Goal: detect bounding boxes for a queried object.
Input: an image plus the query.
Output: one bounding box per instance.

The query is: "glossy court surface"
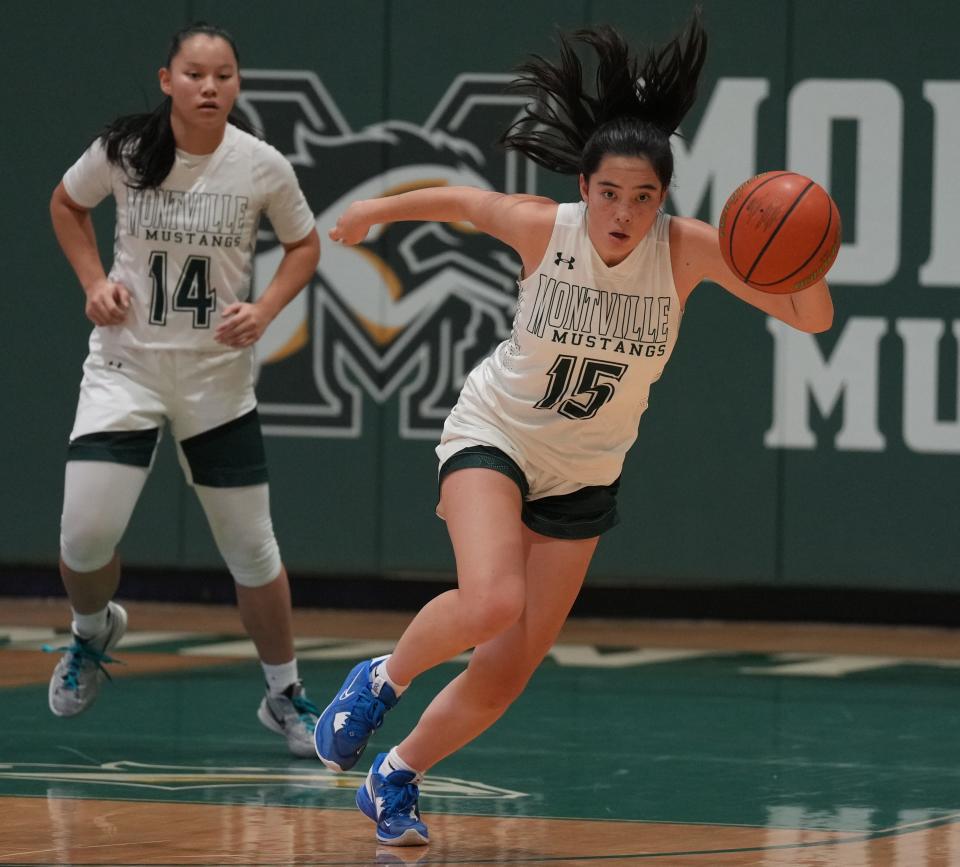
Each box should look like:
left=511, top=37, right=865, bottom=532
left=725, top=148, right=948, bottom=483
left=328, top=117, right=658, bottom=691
left=2, top=599, right=959, bottom=865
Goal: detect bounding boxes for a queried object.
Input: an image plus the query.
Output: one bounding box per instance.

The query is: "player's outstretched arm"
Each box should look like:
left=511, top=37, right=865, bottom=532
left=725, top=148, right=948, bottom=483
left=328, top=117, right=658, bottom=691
left=329, top=186, right=557, bottom=276
left=670, top=216, right=834, bottom=334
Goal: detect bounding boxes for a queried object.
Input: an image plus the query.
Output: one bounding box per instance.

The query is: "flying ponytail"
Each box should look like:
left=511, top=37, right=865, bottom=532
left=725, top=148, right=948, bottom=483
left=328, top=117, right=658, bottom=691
left=499, top=10, right=707, bottom=186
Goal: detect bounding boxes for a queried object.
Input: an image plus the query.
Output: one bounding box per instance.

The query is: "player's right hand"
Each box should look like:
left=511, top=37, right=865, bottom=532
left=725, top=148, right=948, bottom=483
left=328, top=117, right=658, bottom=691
left=84, top=278, right=131, bottom=326
left=328, top=201, right=372, bottom=246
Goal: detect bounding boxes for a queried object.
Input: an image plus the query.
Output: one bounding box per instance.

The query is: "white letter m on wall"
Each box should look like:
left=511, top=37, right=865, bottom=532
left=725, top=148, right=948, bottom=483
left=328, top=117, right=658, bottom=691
left=765, top=318, right=888, bottom=451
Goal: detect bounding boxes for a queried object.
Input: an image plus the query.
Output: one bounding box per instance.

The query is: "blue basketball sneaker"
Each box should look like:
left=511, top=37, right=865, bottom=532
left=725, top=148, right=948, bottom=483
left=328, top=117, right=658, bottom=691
left=356, top=752, right=429, bottom=846
left=314, top=656, right=400, bottom=772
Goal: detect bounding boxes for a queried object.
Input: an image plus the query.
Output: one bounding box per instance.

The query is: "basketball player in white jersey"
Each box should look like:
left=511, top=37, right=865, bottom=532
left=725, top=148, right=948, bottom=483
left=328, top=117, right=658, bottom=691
left=48, top=23, right=323, bottom=757
left=314, top=13, right=835, bottom=844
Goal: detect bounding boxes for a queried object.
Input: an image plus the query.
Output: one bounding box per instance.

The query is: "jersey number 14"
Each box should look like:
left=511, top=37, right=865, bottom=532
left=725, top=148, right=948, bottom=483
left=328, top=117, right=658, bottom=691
left=147, top=252, right=215, bottom=328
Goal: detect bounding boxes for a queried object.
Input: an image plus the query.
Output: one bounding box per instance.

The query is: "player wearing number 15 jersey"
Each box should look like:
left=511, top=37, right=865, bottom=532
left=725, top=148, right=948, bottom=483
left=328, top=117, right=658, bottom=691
left=312, top=11, right=836, bottom=848
left=47, top=22, right=323, bottom=758
left=438, top=201, right=681, bottom=503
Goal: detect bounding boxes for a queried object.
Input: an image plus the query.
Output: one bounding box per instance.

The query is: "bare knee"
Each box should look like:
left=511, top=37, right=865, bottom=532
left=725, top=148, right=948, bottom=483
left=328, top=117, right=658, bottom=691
left=461, top=584, right=526, bottom=644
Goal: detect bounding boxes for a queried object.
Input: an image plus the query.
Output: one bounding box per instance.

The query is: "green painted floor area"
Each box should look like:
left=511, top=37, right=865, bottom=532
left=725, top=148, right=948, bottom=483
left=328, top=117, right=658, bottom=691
left=3, top=647, right=959, bottom=833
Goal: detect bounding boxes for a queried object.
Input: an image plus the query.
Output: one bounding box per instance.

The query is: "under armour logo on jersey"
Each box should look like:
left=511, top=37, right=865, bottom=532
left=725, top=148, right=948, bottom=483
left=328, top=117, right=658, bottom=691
left=554, top=252, right=575, bottom=269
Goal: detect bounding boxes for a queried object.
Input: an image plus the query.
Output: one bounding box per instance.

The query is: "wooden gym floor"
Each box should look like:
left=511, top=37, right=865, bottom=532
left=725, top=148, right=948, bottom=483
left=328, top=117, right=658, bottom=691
left=2, top=598, right=959, bottom=865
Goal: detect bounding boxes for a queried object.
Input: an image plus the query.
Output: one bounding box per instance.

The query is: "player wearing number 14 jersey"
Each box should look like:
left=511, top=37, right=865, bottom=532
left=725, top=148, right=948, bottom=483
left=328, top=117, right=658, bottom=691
left=64, top=120, right=313, bottom=352
left=313, top=11, right=836, bottom=848
left=47, top=23, right=323, bottom=758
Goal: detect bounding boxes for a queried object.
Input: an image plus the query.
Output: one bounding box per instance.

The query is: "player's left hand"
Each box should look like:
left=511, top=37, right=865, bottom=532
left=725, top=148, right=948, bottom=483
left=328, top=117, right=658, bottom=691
left=215, top=302, right=271, bottom=348
left=329, top=200, right=374, bottom=245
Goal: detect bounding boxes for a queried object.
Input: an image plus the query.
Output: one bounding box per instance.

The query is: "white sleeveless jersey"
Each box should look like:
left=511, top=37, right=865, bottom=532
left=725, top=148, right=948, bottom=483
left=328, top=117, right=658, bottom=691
left=62, top=124, right=316, bottom=352
left=438, top=202, right=682, bottom=496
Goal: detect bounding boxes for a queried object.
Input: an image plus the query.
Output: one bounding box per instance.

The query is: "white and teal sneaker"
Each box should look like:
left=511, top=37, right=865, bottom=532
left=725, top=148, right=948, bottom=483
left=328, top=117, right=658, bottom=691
left=257, top=681, right=321, bottom=758
left=357, top=752, right=429, bottom=846
left=47, top=601, right=127, bottom=717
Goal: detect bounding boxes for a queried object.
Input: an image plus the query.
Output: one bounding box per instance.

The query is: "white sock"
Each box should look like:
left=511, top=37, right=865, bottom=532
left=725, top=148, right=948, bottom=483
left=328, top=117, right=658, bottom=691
left=262, top=659, right=299, bottom=695
left=382, top=746, right=423, bottom=782
left=72, top=607, right=109, bottom=639
left=372, top=655, right=409, bottom=698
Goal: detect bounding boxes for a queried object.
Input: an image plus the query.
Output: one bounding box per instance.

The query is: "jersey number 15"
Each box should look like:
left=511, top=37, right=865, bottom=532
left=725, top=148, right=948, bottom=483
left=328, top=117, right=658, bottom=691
left=535, top=355, right=627, bottom=420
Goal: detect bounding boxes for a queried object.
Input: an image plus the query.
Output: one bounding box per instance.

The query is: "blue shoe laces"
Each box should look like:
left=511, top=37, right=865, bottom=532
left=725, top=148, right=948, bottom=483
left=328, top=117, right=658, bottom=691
left=381, top=776, right=421, bottom=822
left=42, top=638, right=122, bottom=691
left=344, top=687, right=389, bottom=740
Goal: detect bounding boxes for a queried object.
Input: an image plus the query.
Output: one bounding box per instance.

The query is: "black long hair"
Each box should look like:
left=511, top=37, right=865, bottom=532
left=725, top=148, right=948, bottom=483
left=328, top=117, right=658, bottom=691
left=100, top=22, right=258, bottom=190
left=499, top=10, right=707, bottom=188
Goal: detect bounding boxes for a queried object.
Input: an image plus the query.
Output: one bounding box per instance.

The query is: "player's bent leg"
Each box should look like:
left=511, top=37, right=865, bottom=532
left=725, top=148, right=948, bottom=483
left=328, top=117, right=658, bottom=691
left=52, top=458, right=149, bottom=717
left=396, top=529, right=598, bottom=772
left=348, top=629, right=555, bottom=845
left=385, top=466, right=528, bottom=686
left=314, top=466, right=528, bottom=772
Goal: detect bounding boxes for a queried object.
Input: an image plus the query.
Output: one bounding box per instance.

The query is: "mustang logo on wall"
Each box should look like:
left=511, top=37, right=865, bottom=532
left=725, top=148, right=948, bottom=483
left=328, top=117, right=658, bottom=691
left=236, top=71, right=535, bottom=439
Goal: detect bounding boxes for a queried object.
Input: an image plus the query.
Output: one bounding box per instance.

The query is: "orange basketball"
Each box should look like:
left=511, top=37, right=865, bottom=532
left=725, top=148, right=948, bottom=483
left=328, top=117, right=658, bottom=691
left=718, top=171, right=842, bottom=294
